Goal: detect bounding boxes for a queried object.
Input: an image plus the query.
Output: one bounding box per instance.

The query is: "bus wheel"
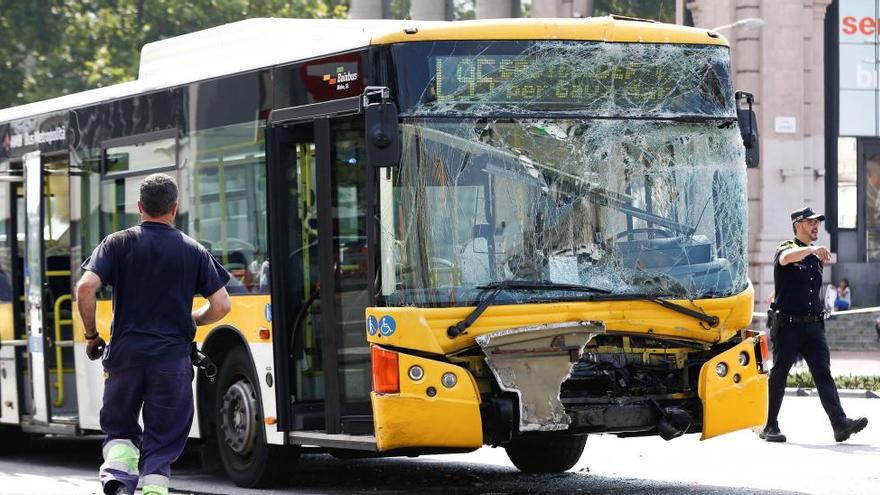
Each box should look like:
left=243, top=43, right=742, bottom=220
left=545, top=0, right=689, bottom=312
left=504, top=435, right=587, bottom=474
left=215, top=348, right=297, bottom=487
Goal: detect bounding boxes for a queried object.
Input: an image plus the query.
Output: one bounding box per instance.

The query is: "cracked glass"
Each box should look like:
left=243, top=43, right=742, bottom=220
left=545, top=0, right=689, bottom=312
left=381, top=41, right=747, bottom=307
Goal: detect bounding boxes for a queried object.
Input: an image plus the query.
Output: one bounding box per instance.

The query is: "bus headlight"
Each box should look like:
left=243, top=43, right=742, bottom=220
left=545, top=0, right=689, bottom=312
left=715, top=362, right=729, bottom=378
left=441, top=372, right=457, bottom=388
left=738, top=351, right=750, bottom=367
left=408, top=365, right=424, bottom=381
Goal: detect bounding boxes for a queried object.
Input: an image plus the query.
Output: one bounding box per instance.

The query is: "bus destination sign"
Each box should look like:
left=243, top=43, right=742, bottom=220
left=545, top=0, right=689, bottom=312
left=430, top=54, right=711, bottom=112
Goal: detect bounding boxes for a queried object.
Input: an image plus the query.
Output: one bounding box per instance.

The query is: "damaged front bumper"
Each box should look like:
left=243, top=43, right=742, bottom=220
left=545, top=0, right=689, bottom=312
left=476, top=322, right=768, bottom=441
left=476, top=320, right=605, bottom=432
left=367, top=304, right=767, bottom=451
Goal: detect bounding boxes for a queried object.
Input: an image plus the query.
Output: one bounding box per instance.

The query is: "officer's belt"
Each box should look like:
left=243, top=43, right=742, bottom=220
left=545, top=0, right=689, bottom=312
left=776, top=312, right=827, bottom=324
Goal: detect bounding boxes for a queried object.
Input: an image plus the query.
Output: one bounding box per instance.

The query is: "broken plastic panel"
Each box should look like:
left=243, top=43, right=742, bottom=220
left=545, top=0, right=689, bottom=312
left=380, top=40, right=747, bottom=307
left=476, top=321, right=605, bottom=432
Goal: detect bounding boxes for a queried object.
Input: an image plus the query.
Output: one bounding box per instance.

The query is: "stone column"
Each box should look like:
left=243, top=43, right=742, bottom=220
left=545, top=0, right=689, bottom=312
left=804, top=0, right=834, bottom=232
left=532, top=0, right=562, bottom=17
left=476, top=0, right=521, bottom=19
left=752, top=0, right=813, bottom=309
left=349, top=0, right=389, bottom=19
left=686, top=0, right=733, bottom=34
left=410, top=0, right=453, bottom=20
left=724, top=0, right=767, bottom=304
left=572, top=0, right=594, bottom=18
left=532, top=0, right=595, bottom=17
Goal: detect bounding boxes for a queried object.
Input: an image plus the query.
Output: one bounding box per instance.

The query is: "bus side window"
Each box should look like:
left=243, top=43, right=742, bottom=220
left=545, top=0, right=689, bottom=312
left=180, top=121, right=270, bottom=294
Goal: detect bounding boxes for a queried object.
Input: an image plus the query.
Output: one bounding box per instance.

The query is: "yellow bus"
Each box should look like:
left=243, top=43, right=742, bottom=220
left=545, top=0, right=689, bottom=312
left=0, top=16, right=767, bottom=487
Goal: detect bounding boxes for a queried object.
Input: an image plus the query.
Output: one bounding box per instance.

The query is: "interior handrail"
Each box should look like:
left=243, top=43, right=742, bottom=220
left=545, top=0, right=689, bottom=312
left=53, top=294, right=73, bottom=408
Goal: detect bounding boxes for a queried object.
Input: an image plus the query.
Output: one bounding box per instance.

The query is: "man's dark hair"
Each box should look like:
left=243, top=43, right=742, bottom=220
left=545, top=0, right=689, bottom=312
left=139, top=173, right=178, bottom=217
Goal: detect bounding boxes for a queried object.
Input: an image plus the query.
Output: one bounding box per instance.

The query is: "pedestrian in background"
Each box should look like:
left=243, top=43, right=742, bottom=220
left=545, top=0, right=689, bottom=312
left=760, top=207, right=868, bottom=443
left=834, top=278, right=851, bottom=311
left=76, top=173, right=231, bottom=495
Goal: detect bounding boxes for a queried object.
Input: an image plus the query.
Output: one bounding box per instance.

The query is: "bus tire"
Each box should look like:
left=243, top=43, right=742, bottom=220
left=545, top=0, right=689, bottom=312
left=215, top=348, right=298, bottom=487
left=504, top=435, right=587, bottom=474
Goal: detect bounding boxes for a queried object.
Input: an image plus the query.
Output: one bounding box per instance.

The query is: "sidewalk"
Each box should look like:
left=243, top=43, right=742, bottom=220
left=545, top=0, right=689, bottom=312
left=791, top=351, right=880, bottom=376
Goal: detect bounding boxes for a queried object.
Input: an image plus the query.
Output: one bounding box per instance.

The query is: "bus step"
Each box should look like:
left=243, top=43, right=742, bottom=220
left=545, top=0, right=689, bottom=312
left=288, top=431, right=377, bottom=451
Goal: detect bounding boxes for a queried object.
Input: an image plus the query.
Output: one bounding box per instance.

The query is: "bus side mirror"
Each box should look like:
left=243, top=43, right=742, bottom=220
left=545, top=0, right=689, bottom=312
left=736, top=91, right=759, bottom=169
left=364, top=98, right=400, bottom=168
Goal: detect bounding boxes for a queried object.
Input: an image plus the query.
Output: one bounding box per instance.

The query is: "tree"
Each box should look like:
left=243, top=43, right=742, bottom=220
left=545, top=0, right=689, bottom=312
left=0, top=1, right=348, bottom=109
left=593, top=0, right=675, bottom=23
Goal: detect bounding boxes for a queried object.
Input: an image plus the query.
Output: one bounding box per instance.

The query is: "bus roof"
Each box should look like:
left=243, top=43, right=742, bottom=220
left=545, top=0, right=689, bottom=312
left=0, top=17, right=727, bottom=125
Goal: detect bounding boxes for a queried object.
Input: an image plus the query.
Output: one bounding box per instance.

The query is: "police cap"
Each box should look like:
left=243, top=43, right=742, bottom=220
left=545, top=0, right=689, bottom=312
left=790, top=206, right=825, bottom=223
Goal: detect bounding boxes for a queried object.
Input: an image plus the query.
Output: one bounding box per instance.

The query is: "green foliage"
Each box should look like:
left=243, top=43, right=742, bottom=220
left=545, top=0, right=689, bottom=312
left=787, top=372, right=880, bottom=391
left=593, top=0, right=676, bottom=23
left=389, top=0, right=412, bottom=19
left=0, top=0, right=348, bottom=109
left=454, top=0, right=475, bottom=20
left=0, top=0, right=680, bottom=109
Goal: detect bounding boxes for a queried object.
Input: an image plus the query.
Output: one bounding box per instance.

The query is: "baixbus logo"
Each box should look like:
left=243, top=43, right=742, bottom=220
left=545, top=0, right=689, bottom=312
left=323, top=65, right=359, bottom=90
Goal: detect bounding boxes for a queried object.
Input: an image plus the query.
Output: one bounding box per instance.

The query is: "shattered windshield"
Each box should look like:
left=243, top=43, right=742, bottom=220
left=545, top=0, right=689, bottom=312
left=379, top=41, right=747, bottom=307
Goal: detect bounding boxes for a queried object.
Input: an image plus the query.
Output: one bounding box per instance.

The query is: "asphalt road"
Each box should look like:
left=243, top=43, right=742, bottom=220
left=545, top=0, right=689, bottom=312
left=0, top=396, right=876, bottom=495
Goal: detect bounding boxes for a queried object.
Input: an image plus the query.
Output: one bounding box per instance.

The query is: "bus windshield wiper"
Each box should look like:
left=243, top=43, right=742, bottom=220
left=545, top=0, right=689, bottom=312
left=446, top=280, right=611, bottom=338
left=597, top=293, right=720, bottom=328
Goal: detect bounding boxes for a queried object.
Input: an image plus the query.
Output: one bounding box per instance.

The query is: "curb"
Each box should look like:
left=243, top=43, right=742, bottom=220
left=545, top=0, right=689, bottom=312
left=785, top=387, right=879, bottom=399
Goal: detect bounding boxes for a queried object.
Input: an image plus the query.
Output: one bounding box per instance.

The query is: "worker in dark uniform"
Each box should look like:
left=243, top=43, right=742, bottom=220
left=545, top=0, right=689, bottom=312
left=76, top=173, right=231, bottom=495
left=760, top=206, right=868, bottom=443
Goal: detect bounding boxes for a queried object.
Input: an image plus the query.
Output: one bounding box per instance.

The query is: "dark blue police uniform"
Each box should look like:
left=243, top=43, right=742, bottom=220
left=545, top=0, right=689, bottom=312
left=83, top=221, right=229, bottom=495
left=767, top=238, right=846, bottom=430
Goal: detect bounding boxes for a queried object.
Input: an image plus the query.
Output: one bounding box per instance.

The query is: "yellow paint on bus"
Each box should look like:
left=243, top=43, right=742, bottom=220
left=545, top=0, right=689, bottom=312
left=365, top=283, right=753, bottom=355
left=371, top=351, right=483, bottom=451
left=370, top=17, right=729, bottom=47
left=72, top=294, right=274, bottom=344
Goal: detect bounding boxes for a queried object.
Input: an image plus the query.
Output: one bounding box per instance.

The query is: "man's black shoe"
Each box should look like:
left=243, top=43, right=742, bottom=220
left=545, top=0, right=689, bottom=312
left=104, top=480, right=132, bottom=495
left=758, top=425, right=787, bottom=442
left=833, top=417, right=868, bottom=442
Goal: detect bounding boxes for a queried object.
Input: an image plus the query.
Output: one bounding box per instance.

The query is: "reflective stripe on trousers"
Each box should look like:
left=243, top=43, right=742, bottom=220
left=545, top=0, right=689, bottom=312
left=142, top=474, right=169, bottom=495
left=99, top=438, right=140, bottom=491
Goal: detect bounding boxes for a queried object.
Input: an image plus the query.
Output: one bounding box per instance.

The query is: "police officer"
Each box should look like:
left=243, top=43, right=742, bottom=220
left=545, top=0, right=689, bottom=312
left=76, top=174, right=232, bottom=495
left=760, top=206, right=868, bottom=443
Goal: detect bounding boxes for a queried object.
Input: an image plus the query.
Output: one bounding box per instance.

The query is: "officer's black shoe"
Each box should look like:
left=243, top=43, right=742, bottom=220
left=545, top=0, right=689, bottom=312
left=758, top=425, right=787, bottom=442
left=833, top=417, right=868, bottom=442
left=104, top=480, right=132, bottom=495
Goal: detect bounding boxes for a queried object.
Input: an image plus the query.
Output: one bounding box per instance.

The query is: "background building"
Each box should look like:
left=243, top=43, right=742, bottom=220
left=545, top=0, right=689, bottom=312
left=826, top=0, right=880, bottom=307
left=688, top=0, right=833, bottom=310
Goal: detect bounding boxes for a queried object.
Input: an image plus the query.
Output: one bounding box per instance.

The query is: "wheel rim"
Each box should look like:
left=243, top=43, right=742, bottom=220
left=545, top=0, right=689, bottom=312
left=220, top=378, right=258, bottom=456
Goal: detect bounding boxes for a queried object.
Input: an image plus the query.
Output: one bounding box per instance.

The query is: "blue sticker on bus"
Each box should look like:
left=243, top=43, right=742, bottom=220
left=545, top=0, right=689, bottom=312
left=265, top=303, right=272, bottom=323
left=367, top=315, right=378, bottom=336
left=378, top=315, right=396, bottom=336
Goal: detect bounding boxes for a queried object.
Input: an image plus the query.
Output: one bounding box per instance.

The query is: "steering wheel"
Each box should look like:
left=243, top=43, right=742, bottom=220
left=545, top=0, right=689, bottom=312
left=615, top=228, right=675, bottom=241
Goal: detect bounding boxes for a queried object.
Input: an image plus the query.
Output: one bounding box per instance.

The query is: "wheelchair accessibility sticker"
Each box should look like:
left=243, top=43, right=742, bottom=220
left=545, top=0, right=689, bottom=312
left=378, top=316, right=396, bottom=336
left=367, top=315, right=379, bottom=336
left=265, top=303, right=272, bottom=323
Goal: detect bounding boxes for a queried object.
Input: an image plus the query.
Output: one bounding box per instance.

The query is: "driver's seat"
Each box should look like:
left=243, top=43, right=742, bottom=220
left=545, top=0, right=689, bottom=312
left=615, top=235, right=712, bottom=269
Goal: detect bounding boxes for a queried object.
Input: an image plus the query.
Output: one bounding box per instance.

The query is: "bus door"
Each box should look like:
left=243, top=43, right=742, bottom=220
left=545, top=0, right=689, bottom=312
left=268, top=106, right=373, bottom=438
left=0, top=160, right=23, bottom=426
left=21, top=150, right=77, bottom=429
